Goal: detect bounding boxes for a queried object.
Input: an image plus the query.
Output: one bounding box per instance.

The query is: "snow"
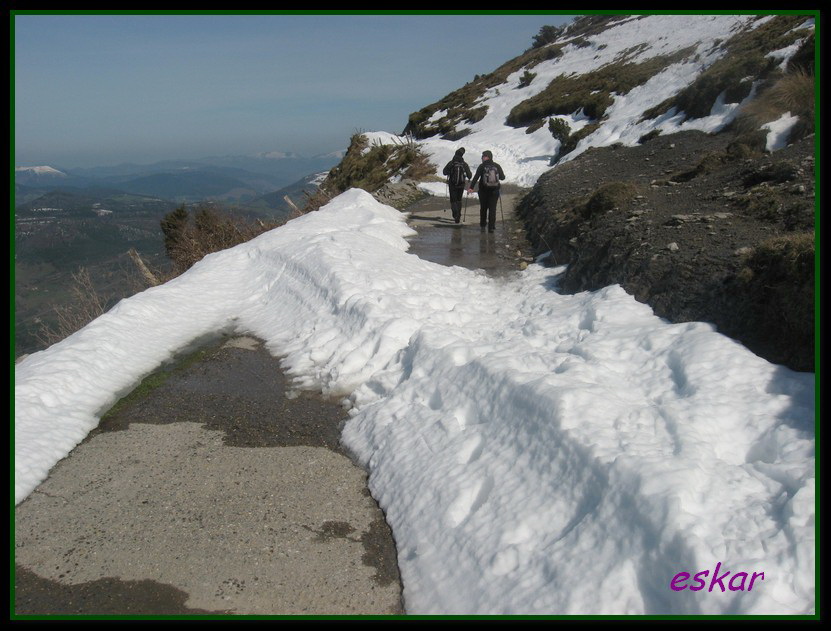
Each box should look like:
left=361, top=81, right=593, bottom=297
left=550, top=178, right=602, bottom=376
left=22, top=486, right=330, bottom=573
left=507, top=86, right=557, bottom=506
left=763, top=113, right=801, bottom=151
left=15, top=165, right=67, bottom=176
left=14, top=14, right=815, bottom=616
left=15, top=187, right=815, bottom=615
left=366, top=15, right=813, bottom=187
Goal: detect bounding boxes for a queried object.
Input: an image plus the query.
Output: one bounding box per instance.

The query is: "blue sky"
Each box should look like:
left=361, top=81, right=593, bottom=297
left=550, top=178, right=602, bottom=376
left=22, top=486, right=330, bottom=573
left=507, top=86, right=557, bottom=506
left=13, top=12, right=575, bottom=169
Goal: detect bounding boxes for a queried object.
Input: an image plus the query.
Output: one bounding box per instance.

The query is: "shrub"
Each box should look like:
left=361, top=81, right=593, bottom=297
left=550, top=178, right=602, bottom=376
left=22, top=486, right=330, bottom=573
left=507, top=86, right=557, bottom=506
left=642, top=15, right=812, bottom=122
left=737, top=68, right=816, bottom=142
left=160, top=205, right=189, bottom=257
left=742, top=232, right=814, bottom=278
left=442, top=128, right=472, bottom=141
left=738, top=187, right=784, bottom=223
left=580, top=181, right=638, bottom=218
left=531, top=24, right=564, bottom=48
left=725, top=131, right=768, bottom=158
left=507, top=47, right=694, bottom=128
left=518, top=70, right=537, bottom=88
left=161, top=204, right=280, bottom=273
left=403, top=42, right=563, bottom=139
left=35, top=267, right=106, bottom=347
left=464, top=106, right=488, bottom=124
left=548, top=117, right=571, bottom=143
left=316, top=134, right=435, bottom=202
left=561, top=123, right=600, bottom=156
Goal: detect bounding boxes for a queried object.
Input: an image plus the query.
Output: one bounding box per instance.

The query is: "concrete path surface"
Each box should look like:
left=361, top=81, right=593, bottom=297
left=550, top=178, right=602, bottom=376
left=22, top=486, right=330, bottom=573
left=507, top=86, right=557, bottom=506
left=13, top=185, right=534, bottom=617
left=14, top=337, right=403, bottom=616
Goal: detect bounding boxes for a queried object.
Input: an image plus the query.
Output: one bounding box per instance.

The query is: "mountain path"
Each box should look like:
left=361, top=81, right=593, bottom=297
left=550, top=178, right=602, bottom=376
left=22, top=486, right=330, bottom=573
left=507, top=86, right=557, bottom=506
left=14, top=188, right=534, bottom=616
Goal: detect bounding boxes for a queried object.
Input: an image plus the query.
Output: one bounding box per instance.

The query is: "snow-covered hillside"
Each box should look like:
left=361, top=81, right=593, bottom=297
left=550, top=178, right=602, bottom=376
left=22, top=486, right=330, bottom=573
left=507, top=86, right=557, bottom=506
left=15, top=190, right=815, bottom=614
left=364, top=14, right=814, bottom=189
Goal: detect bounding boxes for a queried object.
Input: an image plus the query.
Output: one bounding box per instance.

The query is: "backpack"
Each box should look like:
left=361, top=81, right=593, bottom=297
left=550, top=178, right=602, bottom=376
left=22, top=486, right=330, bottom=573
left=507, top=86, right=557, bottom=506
left=449, top=161, right=467, bottom=187
left=481, top=163, right=500, bottom=188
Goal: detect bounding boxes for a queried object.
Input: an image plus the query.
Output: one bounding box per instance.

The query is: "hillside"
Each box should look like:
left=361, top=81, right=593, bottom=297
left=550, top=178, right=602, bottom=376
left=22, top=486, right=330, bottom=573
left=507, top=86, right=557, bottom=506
left=517, top=129, right=814, bottom=371
left=319, top=13, right=816, bottom=372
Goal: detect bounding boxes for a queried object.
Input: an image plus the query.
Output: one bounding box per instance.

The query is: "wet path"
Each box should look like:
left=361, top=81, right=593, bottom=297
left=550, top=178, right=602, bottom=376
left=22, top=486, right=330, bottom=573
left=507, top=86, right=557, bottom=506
left=402, top=185, right=535, bottom=275
left=14, top=186, right=534, bottom=617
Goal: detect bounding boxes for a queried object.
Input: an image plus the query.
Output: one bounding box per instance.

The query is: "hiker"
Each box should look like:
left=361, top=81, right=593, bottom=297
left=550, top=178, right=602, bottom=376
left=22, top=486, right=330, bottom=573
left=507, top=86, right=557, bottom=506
left=468, top=150, right=505, bottom=233
left=442, top=147, right=472, bottom=224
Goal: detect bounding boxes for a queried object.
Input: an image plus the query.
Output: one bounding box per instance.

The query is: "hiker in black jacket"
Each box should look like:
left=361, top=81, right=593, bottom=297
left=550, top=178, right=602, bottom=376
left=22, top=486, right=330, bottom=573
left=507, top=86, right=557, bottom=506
left=442, top=147, right=472, bottom=224
left=468, top=150, right=506, bottom=233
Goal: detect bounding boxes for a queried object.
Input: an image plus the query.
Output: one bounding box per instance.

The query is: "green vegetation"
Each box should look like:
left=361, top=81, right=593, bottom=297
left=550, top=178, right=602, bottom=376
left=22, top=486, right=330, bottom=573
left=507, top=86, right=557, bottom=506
left=518, top=70, right=537, bottom=88
left=160, top=204, right=281, bottom=274
left=545, top=116, right=602, bottom=157
left=402, top=17, right=647, bottom=141
left=506, top=46, right=696, bottom=128
left=403, top=45, right=565, bottom=140
left=548, top=118, right=571, bottom=144
left=530, top=16, right=630, bottom=49
left=561, top=123, right=601, bottom=157
left=642, top=16, right=813, bottom=122
left=314, top=133, right=434, bottom=204
left=531, top=24, right=565, bottom=48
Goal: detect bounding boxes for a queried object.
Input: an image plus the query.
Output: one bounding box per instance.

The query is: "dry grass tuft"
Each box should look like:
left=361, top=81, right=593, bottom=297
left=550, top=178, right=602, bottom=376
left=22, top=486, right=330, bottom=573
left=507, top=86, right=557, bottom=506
left=161, top=204, right=282, bottom=274
left=736, top=69, right=815, bottom=142
left=35, top=267, right=107, bottom=347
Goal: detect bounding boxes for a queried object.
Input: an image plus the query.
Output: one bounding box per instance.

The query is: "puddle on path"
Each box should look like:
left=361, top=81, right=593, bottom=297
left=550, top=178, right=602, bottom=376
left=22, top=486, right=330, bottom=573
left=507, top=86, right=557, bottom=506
left=402, top=188, right=535, bottom=277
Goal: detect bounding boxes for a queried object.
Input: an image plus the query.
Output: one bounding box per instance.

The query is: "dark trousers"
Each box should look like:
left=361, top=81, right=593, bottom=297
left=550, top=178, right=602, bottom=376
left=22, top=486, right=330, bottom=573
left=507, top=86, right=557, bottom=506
left=449, top=186, right=464, bottom=219
left=478, top=187, right=500, bottom=230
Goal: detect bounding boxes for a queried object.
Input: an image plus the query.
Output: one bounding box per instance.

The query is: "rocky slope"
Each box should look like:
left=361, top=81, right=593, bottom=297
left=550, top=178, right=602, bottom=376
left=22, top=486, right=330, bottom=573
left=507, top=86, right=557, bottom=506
left=314, top=14, right=817, bottom=372
left=516, top=129, right=815, bottom=372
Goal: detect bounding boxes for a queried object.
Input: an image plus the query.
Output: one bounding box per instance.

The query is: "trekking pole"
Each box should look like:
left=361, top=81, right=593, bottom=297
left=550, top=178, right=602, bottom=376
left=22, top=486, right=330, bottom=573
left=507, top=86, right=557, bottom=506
left=463, top=189, right=469, bottom=222
left=499, top=192, right=504, bottom=222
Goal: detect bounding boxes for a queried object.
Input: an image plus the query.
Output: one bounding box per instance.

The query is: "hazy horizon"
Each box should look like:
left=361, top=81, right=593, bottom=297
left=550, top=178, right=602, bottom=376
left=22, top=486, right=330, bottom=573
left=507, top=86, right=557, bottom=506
left=15, top=147, right=347, bottom=174
left=14, top=12, right=575, bottom=170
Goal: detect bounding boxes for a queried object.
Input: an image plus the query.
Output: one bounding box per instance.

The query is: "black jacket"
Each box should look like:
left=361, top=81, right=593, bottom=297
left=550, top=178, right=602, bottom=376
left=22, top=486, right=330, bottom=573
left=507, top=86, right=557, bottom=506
left=470, top=160, right=506, bottom=191
left=443, top=153, right=472, bottom=187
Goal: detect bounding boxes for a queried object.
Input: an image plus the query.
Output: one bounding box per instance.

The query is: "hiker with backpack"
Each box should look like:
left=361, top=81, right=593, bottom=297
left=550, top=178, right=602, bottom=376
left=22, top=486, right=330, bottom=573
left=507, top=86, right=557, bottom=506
left=442, top=147, right=472, bottom=224
left=468, top=150, right=505, bottom=233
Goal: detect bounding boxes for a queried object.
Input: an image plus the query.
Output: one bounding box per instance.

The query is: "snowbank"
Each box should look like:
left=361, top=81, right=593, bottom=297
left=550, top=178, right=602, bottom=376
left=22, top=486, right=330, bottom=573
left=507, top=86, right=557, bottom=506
left=15, top=189, right=814, bottom=615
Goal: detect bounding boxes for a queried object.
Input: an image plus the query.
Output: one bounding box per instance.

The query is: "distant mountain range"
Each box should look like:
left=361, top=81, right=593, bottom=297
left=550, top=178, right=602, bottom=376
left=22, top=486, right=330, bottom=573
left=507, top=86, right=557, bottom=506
left=14, top=150, right=345, bottom=204
left=13, top=150, right=344, bottom=357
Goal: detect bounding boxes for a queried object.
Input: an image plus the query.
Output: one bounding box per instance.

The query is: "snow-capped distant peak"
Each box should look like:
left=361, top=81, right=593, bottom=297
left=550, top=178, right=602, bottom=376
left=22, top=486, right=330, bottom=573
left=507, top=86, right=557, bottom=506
left=315, top=150, right=347, bottom=160
left=256, top=151, right=299, bottom=160
left=15, top=166, right=67, bottom=177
